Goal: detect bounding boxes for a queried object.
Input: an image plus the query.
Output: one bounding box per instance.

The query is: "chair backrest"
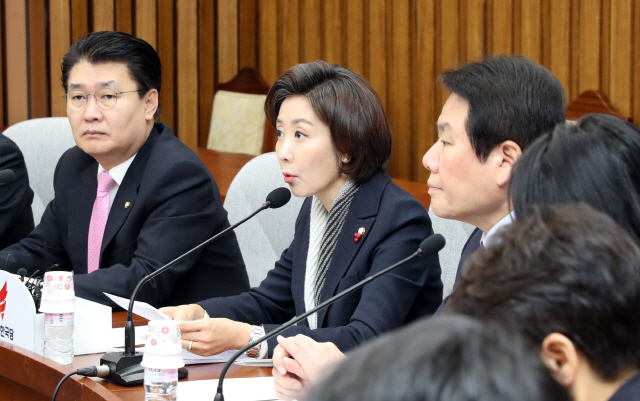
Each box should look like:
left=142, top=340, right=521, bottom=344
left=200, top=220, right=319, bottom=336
left=3, top=117, right=76, bottom=224
left=207, top=68, right=275, bottom=156
left=566, top=90, right=632, bottom=123
left=224, top=152, right=304, bottom=287
left=428, top=206, right=476, bottom=298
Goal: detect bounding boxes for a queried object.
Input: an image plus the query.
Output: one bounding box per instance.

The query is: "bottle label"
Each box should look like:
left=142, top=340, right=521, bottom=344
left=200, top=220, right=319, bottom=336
left=44, top=312, right=74, bottom=327
left=144, top=367, right=178, bottom=382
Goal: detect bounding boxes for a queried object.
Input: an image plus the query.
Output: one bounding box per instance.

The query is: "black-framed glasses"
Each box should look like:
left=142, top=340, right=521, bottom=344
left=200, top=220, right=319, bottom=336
left=63, top=88, right=143, bottom=111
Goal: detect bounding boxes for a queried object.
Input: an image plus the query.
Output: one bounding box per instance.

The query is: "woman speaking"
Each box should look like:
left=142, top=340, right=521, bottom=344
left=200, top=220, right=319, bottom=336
left=161, top=61, right=443, bottom=358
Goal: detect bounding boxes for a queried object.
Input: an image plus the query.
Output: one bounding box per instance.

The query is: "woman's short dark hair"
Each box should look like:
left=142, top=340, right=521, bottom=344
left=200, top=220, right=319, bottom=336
left=61, top=31, right=162, bottom=121
left=306, top=315, right=570, bottom=401
left=447, top=203, right=640, bottom=381
left=440, top=55, right=566, bottom=162
left=509, top=113, right=640, bottom=245
left=265, top=61, right=392, bottom=183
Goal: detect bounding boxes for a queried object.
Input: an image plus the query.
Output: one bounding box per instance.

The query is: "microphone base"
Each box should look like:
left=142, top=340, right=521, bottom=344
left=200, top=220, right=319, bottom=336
left=100, top=352, right=188, bottom=386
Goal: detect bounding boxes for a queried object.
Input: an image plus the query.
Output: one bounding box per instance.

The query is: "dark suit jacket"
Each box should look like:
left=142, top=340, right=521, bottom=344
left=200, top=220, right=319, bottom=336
left=454, top=227, right=482, bottom=282
left=609, top=372, right=640, bottom=401
left=199, top=170, right=443, bottom=356
left=436, top=227, right=482, bottom=314
left=0, top=134, right=34, bottom=250
left=0, top=123, right=249, bottom=307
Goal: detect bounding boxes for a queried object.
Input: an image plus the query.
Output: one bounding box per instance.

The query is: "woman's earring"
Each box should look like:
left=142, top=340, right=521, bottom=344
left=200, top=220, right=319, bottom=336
left=343, top=157, right=349, bottom=163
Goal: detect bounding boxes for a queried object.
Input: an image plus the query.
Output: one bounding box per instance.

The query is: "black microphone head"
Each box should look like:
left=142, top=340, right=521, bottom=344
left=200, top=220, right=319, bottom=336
left=0, top=169, right=15, bottom=184
left=17, top=268, right=27, bottom=278
left=418, top=234, right=446, bottom=256
left=265, top=187, right=291, bottom=209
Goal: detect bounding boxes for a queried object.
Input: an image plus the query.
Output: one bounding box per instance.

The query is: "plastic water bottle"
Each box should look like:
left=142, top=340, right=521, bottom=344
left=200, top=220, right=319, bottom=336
left=144, top=367, right=178, bottom=400
left=43, top=312, right=74, bottom=365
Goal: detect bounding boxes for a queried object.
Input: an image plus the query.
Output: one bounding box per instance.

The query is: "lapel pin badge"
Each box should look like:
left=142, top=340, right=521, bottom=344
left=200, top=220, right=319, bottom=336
left=124, top=201, right=131, bottom=209
left=354, top=227, right=365, bottom=243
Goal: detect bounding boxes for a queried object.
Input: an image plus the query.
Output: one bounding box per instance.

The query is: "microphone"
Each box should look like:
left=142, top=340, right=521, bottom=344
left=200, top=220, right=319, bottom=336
left=99, top=187, right=292, bottom=386
left=213, top=233, right=446, bottom=401
left=0, top=169, right=15, bottom=184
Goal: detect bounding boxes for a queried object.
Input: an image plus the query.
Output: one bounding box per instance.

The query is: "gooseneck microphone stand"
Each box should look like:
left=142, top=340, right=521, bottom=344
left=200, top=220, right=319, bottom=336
left=213, top=233, right=446, bottom=401
left=100, top=188, right=291, bottom=386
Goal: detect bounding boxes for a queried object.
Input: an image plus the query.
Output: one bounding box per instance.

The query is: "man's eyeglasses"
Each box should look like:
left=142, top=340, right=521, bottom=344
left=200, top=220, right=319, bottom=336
left=63, top=88, right=143, bottom=111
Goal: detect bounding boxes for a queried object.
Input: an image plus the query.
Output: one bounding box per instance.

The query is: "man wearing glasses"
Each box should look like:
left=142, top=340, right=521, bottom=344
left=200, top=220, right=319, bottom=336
left=0, top=31, right=250, bottom=308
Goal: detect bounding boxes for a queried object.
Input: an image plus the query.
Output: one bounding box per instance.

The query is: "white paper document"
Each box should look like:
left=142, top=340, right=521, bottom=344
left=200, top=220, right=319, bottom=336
left=104, top=292, right=171, bottom=321
left=110, top=325, right=149, bottom=348
left=177, top=377, right=278, bottom=401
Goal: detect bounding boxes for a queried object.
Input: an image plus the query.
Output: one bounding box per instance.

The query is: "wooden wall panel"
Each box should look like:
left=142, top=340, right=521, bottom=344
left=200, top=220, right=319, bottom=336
left=579, top=0, right=602, bottom=93
left=414, top=0, right=436, bottom=183
left=71, top=0, right=89, bottom=41
left=135, top=0, right=157, bottom=48
left=520, top=0, right=541, bottom=63
left=5, top=1, right=29, bottom=125
left=388, top=0, right=411, bottom=178
left=258, top=0, right=278, bottom=84
left=1, top=0, right=639, bottom=179
left=281, top=0, right=300, bottom=71
left=550, top=0, right=571, bottom=98
left=238, top=0, right=258, bottom=68
left=176, top=0, right=198, bottom=147
left=346, top=0, right=364, bottom=76
left=301, top=0, right=321, bottom=63
left=609, top=0, right=632, bottom=117
left=157, top=0, right=176, bottom=131
left=115, top=0, right=133, bottom=33
left=198, top=0, right=215, bottom=147
left=492, top=0, right=513, bottom=54
left=464, top=0, right=485, bottom=63
left=28, top=0, right=49, bottom=119
left=93, top=0, right=115, bottom=31
left=218, top=1, right=239, bottom=83
left=323, top=0, right=341, bottom=65
left=49, top=0, right=71, bottom=118
left=368, top=0, right=387, bottom=110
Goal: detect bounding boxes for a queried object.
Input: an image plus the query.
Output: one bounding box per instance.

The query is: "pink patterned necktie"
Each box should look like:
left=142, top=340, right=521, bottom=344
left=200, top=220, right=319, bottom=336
left=87, top=171, right=116, bottom=274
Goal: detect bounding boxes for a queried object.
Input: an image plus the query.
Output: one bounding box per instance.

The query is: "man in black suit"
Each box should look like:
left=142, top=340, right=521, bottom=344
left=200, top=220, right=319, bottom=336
left=447, top=203, right=640, bottom=401
left=422, top=55, right=566, bottom=288
left=0, top=133, right=34, bottom=249
left=0, top=31, right=249, bottom=307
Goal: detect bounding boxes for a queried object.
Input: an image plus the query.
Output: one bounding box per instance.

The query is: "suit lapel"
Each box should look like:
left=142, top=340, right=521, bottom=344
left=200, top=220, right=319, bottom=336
left=68, top=163, right=99, bottom=274
left=100, top=127, right=159, bottom=262
left=315, top=170, right=390, bottom=327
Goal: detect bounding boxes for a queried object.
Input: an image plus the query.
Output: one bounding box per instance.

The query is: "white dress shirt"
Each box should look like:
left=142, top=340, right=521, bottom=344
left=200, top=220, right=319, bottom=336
left=96, top=154, right=137, bottom=211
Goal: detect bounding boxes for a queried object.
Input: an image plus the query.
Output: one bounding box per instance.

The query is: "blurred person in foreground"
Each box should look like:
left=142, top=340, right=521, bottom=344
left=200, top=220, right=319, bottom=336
left=447, top=203, right=640, bottom=401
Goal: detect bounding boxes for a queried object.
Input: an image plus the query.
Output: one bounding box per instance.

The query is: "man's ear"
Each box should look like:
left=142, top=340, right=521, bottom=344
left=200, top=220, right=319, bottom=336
left=144, top=89, right=159, bottom=121
left=495, top=140, right=522, bottom=187
left=540, top=332, right=579, bottom=389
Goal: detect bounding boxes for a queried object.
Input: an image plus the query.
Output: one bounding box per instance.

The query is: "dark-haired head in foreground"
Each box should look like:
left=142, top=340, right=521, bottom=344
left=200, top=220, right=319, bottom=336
left=305, top=315, right=570, bottom=401
left=510, top=113, right=640, bottom=245
left=447, top=203, right=640, bottom=401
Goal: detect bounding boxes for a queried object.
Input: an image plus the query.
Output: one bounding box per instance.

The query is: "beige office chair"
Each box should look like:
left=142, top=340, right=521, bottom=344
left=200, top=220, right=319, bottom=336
left=207, top=68, right=275, bottom=156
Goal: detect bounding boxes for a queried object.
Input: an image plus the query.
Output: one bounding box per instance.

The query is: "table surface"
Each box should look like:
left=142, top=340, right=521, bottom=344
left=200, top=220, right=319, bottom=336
left=82, top=311, right=272, bottom=400
left=0, top=311, right=271, bottom=401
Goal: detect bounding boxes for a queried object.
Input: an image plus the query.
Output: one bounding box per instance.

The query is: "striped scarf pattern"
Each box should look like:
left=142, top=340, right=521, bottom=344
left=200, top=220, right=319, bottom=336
left=304, top=179, right=359, bottom=329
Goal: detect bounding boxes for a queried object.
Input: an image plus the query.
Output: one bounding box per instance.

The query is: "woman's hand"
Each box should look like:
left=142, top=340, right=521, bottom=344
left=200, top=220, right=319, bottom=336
left=178, top=318, right=252, bottom=356
left=159, top=304, right=206, bottom=321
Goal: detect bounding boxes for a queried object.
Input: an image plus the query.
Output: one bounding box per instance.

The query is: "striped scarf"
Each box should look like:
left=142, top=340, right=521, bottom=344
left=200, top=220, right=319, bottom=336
left=304, top=179, right=359, bottom=329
